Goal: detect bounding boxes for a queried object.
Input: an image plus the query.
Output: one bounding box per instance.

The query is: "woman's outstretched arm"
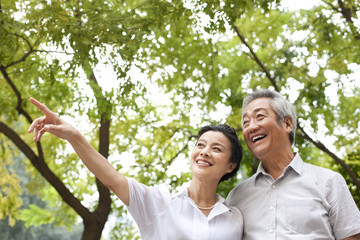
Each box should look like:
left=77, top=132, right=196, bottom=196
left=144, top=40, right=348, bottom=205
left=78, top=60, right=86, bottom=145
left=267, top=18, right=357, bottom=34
left=28, top=97, right=130, bottom=205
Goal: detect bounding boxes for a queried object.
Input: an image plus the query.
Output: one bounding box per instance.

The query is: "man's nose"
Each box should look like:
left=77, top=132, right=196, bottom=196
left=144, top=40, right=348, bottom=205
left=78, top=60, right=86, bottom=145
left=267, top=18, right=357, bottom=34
left=248, top=120, right=260, bottom=132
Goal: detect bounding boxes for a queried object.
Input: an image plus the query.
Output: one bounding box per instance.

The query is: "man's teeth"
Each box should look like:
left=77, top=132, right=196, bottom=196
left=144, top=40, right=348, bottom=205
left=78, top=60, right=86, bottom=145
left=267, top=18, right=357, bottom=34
left=197, top=160, right=211, bottom=166
left=252, top=135, right=265, bottom=142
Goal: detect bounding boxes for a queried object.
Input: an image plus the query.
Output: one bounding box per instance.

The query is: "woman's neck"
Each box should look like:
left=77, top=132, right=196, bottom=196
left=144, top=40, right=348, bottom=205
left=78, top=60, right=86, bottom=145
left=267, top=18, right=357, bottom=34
left=188, top=178, right=218, bottom=208
left=188, top=179, right=219, bottom=217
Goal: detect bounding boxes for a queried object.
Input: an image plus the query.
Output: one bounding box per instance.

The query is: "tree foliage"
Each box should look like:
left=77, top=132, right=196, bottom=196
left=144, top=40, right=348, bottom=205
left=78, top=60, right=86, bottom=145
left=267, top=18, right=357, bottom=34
left=0, top=153, right=83, bottom=239
left=1, top=0, right=359, bottom=239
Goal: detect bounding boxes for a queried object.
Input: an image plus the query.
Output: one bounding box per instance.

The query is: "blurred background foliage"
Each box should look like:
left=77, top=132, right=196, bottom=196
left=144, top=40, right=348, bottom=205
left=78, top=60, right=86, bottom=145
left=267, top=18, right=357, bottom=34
left=1, top=0, right=359, bottom=239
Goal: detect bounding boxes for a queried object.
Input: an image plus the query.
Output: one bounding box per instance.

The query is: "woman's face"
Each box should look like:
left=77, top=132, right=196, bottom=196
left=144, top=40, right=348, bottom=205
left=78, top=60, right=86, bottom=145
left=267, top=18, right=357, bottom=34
left=190, top=130, right=235, bottom=183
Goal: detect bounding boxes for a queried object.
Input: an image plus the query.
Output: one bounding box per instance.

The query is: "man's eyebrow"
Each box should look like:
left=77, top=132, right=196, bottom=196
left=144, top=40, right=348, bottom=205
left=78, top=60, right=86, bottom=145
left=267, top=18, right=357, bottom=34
left=242, top=107, right=268, bottom=118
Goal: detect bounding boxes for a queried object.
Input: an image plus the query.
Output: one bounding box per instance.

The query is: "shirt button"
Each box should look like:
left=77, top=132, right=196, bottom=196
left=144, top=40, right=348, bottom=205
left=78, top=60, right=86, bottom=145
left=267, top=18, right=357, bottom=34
left=269, top=229, right=274, bottom=233
left=269, top=206, right=274, bottom=210
left=272, top=185, right=277, bottom=189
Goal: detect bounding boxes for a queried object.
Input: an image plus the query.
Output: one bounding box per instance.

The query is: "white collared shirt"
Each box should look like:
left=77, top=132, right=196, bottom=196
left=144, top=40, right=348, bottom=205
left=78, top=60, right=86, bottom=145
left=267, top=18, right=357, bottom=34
left=227, top=153, right=360, bottom=240
left=126, top=178, right=243, bottom=240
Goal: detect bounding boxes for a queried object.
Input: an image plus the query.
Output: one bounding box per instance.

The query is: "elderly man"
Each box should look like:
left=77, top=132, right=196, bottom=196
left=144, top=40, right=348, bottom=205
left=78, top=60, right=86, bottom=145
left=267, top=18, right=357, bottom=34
left=227, top=89, right=360, bottom=239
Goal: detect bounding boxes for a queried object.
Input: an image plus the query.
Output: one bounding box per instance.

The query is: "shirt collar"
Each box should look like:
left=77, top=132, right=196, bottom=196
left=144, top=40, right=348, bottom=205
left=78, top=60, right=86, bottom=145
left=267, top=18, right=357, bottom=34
left=174, top=188, right=231, bottom=215
left=286, top=152, right=303, bottom=174
left=172, top=185, right=189, bottom=199
left=254, top=161, right=267, bottom=181
left=254, top=152, right=304, bottom=181
left=174, top=187, right=226, bottom=202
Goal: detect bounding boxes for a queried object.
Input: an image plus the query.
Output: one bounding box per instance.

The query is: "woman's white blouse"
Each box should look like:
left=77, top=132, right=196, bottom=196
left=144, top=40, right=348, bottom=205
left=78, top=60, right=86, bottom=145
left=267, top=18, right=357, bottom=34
left=126, top=178, right=243, bottom=240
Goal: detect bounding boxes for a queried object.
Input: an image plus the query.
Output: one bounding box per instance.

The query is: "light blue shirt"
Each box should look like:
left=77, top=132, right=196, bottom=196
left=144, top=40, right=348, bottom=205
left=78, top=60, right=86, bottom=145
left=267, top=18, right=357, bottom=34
left=126, top=178, right=243, bottom=240
left=227, top=153, right=360, bottom=240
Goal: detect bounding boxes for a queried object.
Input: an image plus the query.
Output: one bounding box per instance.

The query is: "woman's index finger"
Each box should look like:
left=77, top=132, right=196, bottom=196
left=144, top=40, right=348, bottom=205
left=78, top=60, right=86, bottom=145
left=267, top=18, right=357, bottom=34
left=30, top=97, right=55, bottom=117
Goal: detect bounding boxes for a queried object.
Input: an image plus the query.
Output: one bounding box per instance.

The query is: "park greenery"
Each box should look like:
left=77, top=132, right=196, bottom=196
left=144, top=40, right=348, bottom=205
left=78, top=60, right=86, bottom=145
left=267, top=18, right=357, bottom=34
left=1, top=0, right=359, bottom=239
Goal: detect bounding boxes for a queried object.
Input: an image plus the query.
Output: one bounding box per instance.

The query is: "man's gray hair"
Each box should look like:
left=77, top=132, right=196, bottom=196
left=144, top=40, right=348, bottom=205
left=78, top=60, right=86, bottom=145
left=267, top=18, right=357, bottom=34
left=242, top=89, right=297, bottom=145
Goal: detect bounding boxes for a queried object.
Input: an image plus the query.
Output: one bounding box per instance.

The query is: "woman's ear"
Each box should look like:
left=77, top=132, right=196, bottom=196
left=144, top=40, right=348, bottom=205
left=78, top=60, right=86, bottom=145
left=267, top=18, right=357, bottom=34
left=226, top=162, right=237, bottom=173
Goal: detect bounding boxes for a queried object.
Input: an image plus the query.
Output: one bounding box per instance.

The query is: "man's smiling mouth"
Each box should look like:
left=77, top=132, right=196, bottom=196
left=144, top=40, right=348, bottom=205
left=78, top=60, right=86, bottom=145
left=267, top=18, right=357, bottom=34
left=252, top=135, right=266, bottom=143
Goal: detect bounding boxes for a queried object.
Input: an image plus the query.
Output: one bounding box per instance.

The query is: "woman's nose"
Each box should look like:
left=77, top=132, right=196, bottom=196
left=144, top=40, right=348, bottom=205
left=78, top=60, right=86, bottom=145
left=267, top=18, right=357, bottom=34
left=200, top=147, right=210, bottom=157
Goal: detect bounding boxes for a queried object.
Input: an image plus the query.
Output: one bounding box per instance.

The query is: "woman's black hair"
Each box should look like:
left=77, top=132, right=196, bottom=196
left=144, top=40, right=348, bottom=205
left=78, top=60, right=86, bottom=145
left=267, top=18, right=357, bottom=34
left=197, top=124, right=242, bottom=183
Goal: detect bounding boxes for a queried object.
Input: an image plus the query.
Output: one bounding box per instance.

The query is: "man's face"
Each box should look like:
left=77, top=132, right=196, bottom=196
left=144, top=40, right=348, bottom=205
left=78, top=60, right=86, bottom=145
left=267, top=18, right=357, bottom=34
left=242, top=98, right=292, bottom=160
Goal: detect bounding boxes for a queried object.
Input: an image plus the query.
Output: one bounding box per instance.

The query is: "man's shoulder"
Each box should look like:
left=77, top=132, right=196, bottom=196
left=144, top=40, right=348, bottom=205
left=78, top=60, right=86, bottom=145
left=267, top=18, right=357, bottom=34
left=227, top=175, right=257, bottom=200
left=235, top=174, right=257, bottom=189
left=296, top=153, right=340, bottom=177
left=301, top=162, right=346, bottom=188
left=303, top=161, right=340, bottom=177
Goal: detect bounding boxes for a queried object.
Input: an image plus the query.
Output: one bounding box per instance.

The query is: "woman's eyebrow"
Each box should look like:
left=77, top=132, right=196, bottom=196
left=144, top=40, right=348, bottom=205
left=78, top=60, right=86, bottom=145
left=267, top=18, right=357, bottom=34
left=198, top=139, right=225, bottom=148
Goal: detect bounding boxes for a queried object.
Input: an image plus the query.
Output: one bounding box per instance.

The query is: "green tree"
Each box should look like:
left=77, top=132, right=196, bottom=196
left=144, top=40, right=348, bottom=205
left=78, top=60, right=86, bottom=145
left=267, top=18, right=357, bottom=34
left=0, top=0, right=202, bottom=239
left=1, top=0, right=359, bottom=239
left=205, top=0, right=360, bottom=202
left=0, top=152, right=83, bottom=240
left=229, top=1, right=360, bottom=195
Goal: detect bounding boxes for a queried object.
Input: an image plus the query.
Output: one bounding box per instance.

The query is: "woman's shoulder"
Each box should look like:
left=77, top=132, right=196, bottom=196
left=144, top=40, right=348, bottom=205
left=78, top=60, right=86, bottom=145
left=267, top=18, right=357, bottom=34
left=127, top=177, right=175, bottom=203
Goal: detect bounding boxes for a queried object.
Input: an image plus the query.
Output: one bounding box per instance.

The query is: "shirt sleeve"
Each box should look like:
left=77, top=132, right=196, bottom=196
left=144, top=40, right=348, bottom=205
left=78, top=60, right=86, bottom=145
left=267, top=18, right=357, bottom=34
left=228, top=205, right=244, bottom=239
left=125, top=178, right=171, bottom=234
left=328, top=173, right=360, bottom=239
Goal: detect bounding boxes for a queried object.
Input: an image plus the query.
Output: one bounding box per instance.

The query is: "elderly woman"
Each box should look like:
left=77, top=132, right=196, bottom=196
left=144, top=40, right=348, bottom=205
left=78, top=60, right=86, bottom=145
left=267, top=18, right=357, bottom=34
left=28, top=97, right=243, bottom=239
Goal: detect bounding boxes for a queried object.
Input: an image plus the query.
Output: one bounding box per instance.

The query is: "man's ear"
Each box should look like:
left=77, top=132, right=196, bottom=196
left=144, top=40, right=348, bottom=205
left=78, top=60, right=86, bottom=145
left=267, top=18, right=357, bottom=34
left=283, top=116, right=293, bottom=133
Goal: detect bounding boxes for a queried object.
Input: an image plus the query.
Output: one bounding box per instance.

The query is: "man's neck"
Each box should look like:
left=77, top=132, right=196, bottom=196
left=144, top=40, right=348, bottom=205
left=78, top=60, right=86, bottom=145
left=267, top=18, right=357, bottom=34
left=260, top=151, right=295, bottom=180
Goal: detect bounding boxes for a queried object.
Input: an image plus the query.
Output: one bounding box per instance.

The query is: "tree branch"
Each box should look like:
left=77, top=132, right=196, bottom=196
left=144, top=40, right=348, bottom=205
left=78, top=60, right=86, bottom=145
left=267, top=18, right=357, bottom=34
left=337, top=0, right=360, bottom=40
left=167, top=134, right=197, bottom=167
left=1, top=50, right=95, bottom=221
left=233, top=24, right=360, bottom=191
left=337, top=0, right=354, bottom=23
left=82, top=62, right=112, bottom=236
left=0, top=121, right=93, bottom=219
left=324, top=0, right=360, bottom=40
left=0, top=66, right=33, bottom=124
left=4, top=34, right=36, bottom=69
left=0, top=1, right=4, bottom=25
left=3, top=33, right=71, bottom=69
left=233, top=25, right=279, bottom=91
left=324, top=1, right=341, bottom=13
left=297, top=124, right=360, bottom=191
